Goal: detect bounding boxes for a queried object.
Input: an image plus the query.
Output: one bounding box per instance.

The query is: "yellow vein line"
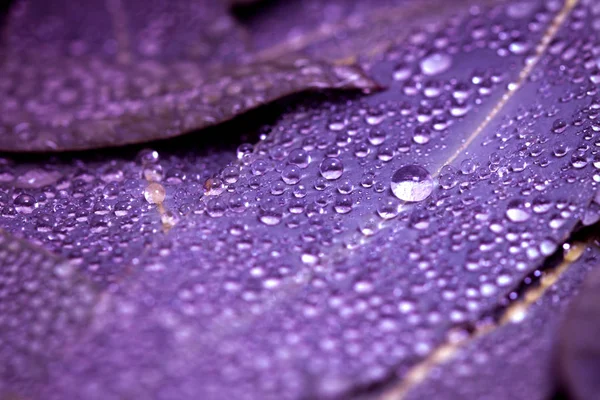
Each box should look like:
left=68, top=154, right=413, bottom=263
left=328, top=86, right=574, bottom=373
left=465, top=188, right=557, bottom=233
left=434, top=0, right=578, bottom=174
left=195, top=0, right=578, bottom=348
left=381, top=240, right=588, bottom=400
left=335, top=0, right=579, bottom=252
left=378, top=1, right=581, bottom=398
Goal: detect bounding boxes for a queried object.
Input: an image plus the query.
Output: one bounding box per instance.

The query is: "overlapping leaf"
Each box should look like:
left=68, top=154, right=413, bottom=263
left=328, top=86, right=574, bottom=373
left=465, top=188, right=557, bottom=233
left=0, top=0, right=376, bottom=151
left=1, top=0, right=600, bottom=399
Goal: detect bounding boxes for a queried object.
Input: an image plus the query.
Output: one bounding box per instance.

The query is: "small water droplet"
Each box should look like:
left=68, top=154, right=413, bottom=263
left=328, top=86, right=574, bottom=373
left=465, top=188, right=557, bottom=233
left=412, top=126, right=431, bottom=145
left=143, top=164, right=164, bottom=182
left=333, top=195, right=353, bottom=214
left=144, top=182, right=166, bottom=204
left=420, top=53, right=452, bottom=76
left=320, top=158, right=344, bottom=180
left=288, top=149, right=311, bottom=168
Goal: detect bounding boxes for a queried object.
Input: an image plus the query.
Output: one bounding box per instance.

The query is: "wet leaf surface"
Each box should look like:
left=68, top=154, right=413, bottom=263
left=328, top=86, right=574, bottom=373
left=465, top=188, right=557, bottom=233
left=1, top=0, right=600, bottom=399
left=397, top=227, right=600, bottom=400
left=557, top=232, right=600, bottom=400
left=0, top=0, right=376, bottom=152
left=0, top=229, right=99, bottom=397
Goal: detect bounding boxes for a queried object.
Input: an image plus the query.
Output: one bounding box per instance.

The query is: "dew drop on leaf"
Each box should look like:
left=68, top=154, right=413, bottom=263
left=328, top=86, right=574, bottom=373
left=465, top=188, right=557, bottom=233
left=319, top=158, right=344, bottom=180
left=144, top=182, right=166, bottom=204
left=420, top=52, right=452, bottom=76
left=506, top=199, right=531, bottom=222
left=390, top=165, right=433, bottom=202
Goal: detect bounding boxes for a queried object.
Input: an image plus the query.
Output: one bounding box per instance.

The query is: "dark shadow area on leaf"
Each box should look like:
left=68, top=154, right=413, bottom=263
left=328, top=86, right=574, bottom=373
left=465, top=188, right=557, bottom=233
left=0, top=0, right=14, bottom=30
left=548, top=389, right=570, bottom=400
left=230, top=0, right=280, bottom=25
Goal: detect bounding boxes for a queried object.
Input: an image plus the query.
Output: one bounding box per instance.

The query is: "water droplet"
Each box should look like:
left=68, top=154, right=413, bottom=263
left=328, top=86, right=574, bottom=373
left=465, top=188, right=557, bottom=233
left=460, top=159, right=479, bottom=175
left=412, top=126, right=431, bottom=145
left=14, top=193, right=36, bottom=214
left=320, top=158, right=344, bottom=180
left=552, top=119, right=568, bottom=134
left=281, top=165, right=301, bottom=185
left=137, top=149, right=160, bottom=165
left=508, top=41, right=529, bottom=55
left=393, top=63, right=412, bottom=81
left=506, top=199, right=531, bottom=222
left=161, top=210, right=180, bottom=228
left=420, top=53, right=452, bottom=76
left=368, top=129, right=387, bottom=146
left=143, top=164, right=164, bottom=182
left=288, top=149, right=311, bottom=168
left=439, top=165, right=458, bottom=189
left=144, top=182, right=166, bottom=204
left=377, top=198, right=400, bottom=219
left=354, top=281, right=373, bottom=294
left=221, top=166, right=240, bottom=184
left=358, top=218, right=379, bottom=236
left=390, top=165, right=434, bottom=202
left=258, top=206, right=283, bottom=226
left=236, top=143, right=254, bottom=160
left=540, top=239, right=558, bottom=256
left=206, top=198, right=227, bottom=217
left=337, top=179, right=354, bottom=194
left=333, top=195, right=353, bottom=214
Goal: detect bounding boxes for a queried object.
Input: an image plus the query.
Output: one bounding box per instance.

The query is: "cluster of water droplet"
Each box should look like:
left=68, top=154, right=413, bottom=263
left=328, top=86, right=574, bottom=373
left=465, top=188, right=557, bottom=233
left=2, top=1, right=600, bottom=399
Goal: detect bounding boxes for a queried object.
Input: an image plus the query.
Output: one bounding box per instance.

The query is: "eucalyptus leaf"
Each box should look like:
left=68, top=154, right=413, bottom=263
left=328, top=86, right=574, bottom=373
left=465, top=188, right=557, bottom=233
left=0, top=229, right=98, bottom=398
left=0, top=0, right=376, bottom=151
left=557, top=254, right=600, bottom=400
left=0, top=0, right=600, bottom=399
left=400, top=233, right=600, bottom=400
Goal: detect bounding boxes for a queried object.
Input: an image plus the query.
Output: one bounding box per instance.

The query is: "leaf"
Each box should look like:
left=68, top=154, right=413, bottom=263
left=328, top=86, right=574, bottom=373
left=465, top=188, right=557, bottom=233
left=0, top=0, right=377, bottom=152
left=1, top=0, right=600, bottom=399
left=388, top=230, right=600, bottom=400
left=0, top=229, right=99, bottom=398
left=557, top=242, right=600, bottom=399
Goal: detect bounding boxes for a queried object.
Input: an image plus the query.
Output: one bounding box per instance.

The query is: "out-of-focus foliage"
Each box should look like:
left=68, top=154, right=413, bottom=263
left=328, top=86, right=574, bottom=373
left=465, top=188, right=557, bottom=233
left=0, top=0, right=376, bottom=151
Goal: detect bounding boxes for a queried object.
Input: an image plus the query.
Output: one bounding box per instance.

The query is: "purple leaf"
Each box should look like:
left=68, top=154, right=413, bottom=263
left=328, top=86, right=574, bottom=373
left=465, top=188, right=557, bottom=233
left=557, top=238, right=600, bottom=400
left=0, top=229, right=98, bottom=397
left=399, top=232, right=600, bottom=400
left=1, top=0, right=600, bottom=399
left=0, top=0, right=377, bottom=151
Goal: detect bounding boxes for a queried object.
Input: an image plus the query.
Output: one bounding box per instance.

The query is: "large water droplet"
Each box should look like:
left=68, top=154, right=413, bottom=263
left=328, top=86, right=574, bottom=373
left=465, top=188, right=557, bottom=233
left=390, top=165, right=433, bottom=202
